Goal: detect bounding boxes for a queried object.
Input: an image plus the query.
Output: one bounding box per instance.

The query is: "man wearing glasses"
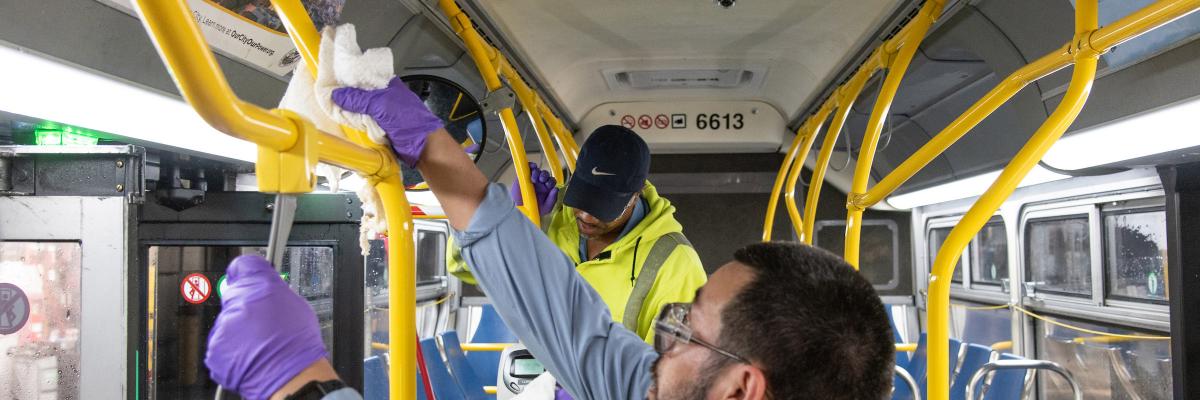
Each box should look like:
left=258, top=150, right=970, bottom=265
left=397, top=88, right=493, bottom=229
left=205, top=79, right=895, bottom=400
left=448, top=124, right=708, bottom=343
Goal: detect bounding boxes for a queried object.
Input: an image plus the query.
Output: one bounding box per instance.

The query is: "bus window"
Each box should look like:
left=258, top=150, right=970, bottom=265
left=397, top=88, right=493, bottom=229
left=948, top=301, right=1011, bottom=348
left=416, top=230, right=447, bottom=286
left=928, top=227, right=964, bottom=283
left=815, top=220, right=899, bottom=290
left=1025, top=216, right=1092, bottom=297
left=0, top=242, right=82, bottom=399
left=971, top=218, right=1008, bottom=287
left=1035, top=316, right=1170, bottom=399
left=1103, top=209, right=1168, bottom=302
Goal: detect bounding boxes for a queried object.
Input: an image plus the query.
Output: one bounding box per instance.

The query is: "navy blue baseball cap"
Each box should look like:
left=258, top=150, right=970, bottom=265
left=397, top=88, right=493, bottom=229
left=563, top=125, right=650, bottom=221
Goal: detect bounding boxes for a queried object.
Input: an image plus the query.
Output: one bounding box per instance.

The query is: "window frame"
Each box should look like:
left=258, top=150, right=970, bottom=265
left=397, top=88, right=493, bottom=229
left=1022, top=209, right=1098, bottom=302
left=925, top=217, right=972, bottom=289
left=813, top=219, right=901, bottom=290
left=970, top=216, right=1010, bottom=290
left=1100, top=199, right=1169, bottom=306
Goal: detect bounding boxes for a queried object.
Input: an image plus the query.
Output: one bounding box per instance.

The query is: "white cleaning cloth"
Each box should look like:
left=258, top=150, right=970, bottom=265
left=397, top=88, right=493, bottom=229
left=277, top=23, right=393, bottom=255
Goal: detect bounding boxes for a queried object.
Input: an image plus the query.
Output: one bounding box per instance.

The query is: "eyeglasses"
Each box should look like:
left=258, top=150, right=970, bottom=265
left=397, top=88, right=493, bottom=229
left=653, top=303, right=749, bottom=364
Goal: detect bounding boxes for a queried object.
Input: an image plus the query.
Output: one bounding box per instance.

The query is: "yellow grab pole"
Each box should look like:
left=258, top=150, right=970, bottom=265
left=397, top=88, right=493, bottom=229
left=858, top=0, right=1200, bottom=207
left=844, top=0, right=944, bottom=267
left=776, top=102, right=833, bottom=241
left=507, top=73, right=565, bottom=183
left=800, top=63, right=875, bottom=243
left=377, top=176, right=418, bottom=399
left=762, top=127, right=807, bottom=241
left=541, top=105, right=579, bottom=171
left=267, top=6, right=418, bottom=396
left=928, top=2, right=1099, bottom=398
left=438, top=0, right=540, bottom=223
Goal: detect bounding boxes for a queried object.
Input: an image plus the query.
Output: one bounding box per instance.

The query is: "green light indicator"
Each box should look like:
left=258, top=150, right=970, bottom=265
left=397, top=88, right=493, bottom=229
left=33, top=123, right=100, bottom=146
left=216, top=272, right=289, bottom=299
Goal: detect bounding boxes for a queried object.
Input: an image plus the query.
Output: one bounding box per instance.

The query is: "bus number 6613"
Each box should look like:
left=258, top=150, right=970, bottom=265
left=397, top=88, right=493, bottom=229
left=695, top=113, right=744, bottom=130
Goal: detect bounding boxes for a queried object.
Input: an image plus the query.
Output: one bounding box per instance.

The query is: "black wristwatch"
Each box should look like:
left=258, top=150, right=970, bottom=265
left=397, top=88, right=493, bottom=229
left=284, top=379, right=347, bottom=400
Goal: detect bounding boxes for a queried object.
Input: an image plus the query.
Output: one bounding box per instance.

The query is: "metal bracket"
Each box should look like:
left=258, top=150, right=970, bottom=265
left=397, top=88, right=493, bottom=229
left=481, top=86, right=517, bottom=115
left=266, top=194, right=298, bottom=269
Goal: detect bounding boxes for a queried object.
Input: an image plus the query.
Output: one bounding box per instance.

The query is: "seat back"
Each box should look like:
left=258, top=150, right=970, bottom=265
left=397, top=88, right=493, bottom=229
left=467, top=305, right=518, bottom=386
left=919, top=338, right=964, bottom=398
left=892, top=334, right=928, bottom=400
left=982, top=353, right=1028, bottom=400
left=364, top=355, right=429, bottom=400
left=950, top=344, right=994, bottom=400
left=441, top=331, right=491, bottom=400
left=422, top=337, right=467, bottom=400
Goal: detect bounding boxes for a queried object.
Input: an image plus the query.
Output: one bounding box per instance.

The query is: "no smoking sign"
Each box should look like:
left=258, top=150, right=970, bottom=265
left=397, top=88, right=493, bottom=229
left=181, top=273, right=212, bottom=304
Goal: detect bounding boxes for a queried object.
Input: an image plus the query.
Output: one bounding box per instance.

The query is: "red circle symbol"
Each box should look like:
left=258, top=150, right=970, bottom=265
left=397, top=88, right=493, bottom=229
left=620, top=115, right=636, bottom=129
left=654, top=114, right=669, bottom=129
left=638, top=115, right=653, bottom=129
left=181, top=273, right=212, bottom=304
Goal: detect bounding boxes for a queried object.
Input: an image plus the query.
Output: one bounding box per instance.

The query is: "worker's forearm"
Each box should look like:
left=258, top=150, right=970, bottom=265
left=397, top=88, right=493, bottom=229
left=416, top=129, right=489, bottom=231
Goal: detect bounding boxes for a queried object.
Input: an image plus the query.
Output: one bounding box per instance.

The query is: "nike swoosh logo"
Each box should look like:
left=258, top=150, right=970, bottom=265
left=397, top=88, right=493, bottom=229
left=591, top=167, right=616, bottom=176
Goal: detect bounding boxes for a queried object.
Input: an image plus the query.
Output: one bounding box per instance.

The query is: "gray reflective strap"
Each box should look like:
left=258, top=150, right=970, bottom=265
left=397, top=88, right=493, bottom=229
left=622, top=232, right=691, bottom=333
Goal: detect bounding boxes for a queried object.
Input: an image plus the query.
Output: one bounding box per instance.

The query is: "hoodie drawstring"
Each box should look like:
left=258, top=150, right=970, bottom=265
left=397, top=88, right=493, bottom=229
left=630, top=236, right=642, bottom=286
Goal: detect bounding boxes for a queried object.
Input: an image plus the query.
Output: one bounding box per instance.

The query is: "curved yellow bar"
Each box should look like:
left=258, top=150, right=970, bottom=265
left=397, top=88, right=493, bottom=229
left=844, top=0, right=945, bottom=267
left=762, top=130, right=806, bottom=242
left=460, top=342, right=518, bottom=352
left=378, top=175, right=419, bottom=398
left=781, top=107, right=830, bottom=241
left=438, top=0, right=541, bottom=224
left=928, top=3, right=1099, bottom=398
left=507, top=71, right=565, bottom=183
left=990, top=341, right=1013, bottom=352
left=895, top=343, right=918, bottom=352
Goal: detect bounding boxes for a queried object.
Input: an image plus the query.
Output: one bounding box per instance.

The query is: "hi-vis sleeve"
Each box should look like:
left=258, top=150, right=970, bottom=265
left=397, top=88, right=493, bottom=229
left=453, top=184, right=656, bottom=400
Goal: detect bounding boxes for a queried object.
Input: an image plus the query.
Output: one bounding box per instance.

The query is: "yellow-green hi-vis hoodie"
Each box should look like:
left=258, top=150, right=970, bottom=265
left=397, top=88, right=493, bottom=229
left=448, top=182, right=707, bottom=343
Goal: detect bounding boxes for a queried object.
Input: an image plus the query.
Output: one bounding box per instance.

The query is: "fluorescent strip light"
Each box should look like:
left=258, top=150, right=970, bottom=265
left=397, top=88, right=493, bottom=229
left=886, top=166, right=1069, bottom=209
left=0, top=45, right=256, bottom=162
left=1043, top=95, right=1200, bottom=170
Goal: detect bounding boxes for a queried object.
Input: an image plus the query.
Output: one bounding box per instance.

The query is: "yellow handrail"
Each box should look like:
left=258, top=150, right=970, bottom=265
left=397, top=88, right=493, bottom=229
left=437, top=0, right=540, bottom=223
left=131, top=1, right=418, bottom=397
left=782, top=106, right=830, bottom=241
left=929, top=2, right=1100, bottom=398
left=844, top=0, right=946, bottom=267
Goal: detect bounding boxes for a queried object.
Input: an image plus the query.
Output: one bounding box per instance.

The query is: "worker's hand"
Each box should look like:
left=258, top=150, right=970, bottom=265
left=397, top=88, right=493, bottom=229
left=206, top=255, right=327, bottom=400
left=510, top=162, right=558, bottom=216
left=332, top=77, right=445, bottom=168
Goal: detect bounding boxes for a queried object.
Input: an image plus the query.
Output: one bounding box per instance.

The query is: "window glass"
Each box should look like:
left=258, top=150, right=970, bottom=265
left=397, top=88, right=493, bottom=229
left=1035, top=317, right=1170, bottom=399
left=1026, top=216, right=1092, bottom=296
left=972, top=220, right=1008, bottom=286
left=0, top=242, right=82, bottom=399
left=149, top=245, right=334, bottom=399
left=928, top=227, right=963, bottom=283
left=815, top=222, right=897, bottom=289
left=1104, top=210, right=1168, bottom=302
left=948, top=302, right=1011, bottom=347
left=417, top=230, right=447, bottom=285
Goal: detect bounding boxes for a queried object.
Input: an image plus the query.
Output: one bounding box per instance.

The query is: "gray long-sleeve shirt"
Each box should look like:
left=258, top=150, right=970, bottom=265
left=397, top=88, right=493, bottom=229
left=455, top=184, right=657, bottom=399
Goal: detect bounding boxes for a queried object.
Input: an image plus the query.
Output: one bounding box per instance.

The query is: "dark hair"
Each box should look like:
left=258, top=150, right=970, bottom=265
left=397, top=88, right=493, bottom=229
left=719, top=242, right=894, bottom=400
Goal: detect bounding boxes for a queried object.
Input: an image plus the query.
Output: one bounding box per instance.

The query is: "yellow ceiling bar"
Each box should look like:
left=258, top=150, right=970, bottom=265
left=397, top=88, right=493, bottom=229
left=268, top=2, right=420, bottom=398
left=928, top=2, right=1102, bottom=399
left=498, top=57, right=566, bottom=183
left=437, top=0, right=540, bottom=223
left=761, top=123, right=809, bottom=241
left=781, top=103, right=833, bottom=241
left=844, top=0, right=946, bottom=268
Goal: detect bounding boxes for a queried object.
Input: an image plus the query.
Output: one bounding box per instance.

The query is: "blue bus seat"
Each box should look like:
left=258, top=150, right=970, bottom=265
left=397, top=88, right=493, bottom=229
left=894, top=335, right=963, bottom=400
left=441, top=331, right=491, bottom=400
left=919, top=338, right=964, bottom=398
left=466, top=305, right=518, bottom=386
left=981, top=353, right=1029, bottom=400
left=363, top=355, right=429, bottom=400
left=950, top=344, right=994, bottom=400
left=421, top=337, right=468, bottom=400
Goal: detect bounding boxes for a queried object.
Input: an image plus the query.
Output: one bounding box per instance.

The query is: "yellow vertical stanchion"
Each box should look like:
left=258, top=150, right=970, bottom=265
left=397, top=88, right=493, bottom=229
left=773, top=102, right=832, bottom=242
left=844, top=0, right=945, bottom=267
left=762, top=127, right=808, bottom=242
left=537, top=100, right=580, bottom=169
left=800, top=65, right=875, bottom=243
left=506, top=71, right=565, bottom=183
left=927, top=2, right=1098, bottom=398
left=269, top=2, right=417, bottom=398
left=439, top=0, right=540, bottom=223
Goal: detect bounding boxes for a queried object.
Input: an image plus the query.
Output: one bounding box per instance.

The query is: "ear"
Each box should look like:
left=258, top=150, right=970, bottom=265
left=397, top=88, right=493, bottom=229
left=712, top=364, right=769, bottom=400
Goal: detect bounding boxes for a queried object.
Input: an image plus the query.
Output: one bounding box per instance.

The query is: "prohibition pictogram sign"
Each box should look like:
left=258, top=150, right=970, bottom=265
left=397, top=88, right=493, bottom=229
left=638, top=115, right=653, bottom=129
left=0, top=283, right=30, bottom=335
left=181, top=273, right=212, bottom=304
left=654, top=114, right=670, bottom=129
left=620, top=115, right=636, bottom=129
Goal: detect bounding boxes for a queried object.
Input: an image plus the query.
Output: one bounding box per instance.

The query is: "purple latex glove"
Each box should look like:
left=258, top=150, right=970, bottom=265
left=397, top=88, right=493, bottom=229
left=205, top=255, right=327, bottom=400
left=332, top=77, right=445, bottom=168
left=510, top=162, right=559, bottom=216
left=555, top=386, right=574, bottom=400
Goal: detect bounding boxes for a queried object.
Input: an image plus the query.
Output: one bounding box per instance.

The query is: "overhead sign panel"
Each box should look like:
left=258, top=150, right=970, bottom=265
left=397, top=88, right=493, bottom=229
left=98, top=0, right=346, bottom=78
left=580, top=101, right=786, bottom=153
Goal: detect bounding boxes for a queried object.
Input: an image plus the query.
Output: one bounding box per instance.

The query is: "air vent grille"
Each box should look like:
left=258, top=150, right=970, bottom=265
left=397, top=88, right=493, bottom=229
left=604, top=67, right=766, bottom=90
